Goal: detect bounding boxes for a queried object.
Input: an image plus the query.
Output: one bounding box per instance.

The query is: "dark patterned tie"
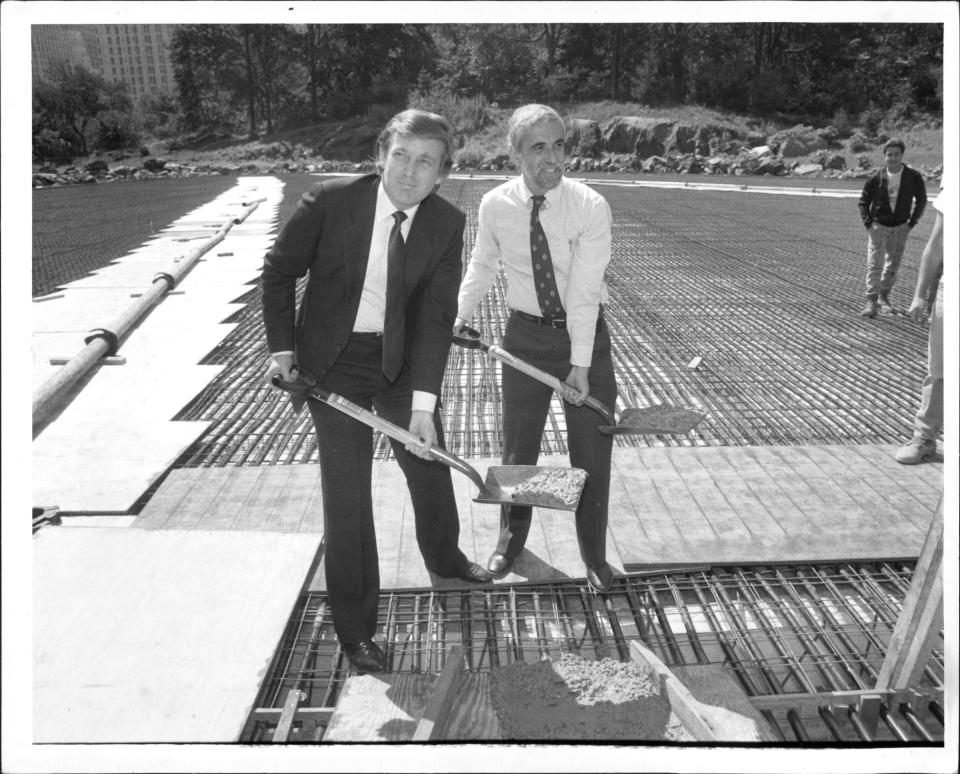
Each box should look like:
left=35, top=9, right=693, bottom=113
left=382, top=211, right=407, bottom=381
left=530, top=195, right=564, bottom=318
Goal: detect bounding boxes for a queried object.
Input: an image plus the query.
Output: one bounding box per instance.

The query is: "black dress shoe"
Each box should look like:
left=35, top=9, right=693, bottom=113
left=487, top=552, right=514, bottom=575
left=342, top=639, right=386, bottom=673
left=457, top=561, right=493, bottom=583
left=586, top=563, right=614, bottom=592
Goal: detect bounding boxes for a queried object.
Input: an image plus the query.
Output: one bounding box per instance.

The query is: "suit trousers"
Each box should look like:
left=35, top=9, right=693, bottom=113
left=307, top=334, right=467, bottom=643
left=496, top=312, right=617, bottom=568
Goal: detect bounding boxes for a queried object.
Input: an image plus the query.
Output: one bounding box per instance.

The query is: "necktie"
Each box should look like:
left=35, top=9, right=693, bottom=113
left=530, top=195, right=564, bottom=318
left=382, top=210, right=407, bottom=381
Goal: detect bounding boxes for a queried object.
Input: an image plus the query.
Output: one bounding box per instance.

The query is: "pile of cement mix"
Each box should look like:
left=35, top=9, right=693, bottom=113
left=490, top=653, right=694, bottom=741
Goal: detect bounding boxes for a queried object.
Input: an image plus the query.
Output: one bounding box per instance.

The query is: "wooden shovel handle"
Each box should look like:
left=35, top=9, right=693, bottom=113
left=488, top=345, right=615, bottom=424
left=271, top=376, right=487, bottom=491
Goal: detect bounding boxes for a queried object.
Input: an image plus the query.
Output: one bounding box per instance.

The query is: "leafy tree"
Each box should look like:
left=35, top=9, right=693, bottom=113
left=32, top=62, right=137, bottom=158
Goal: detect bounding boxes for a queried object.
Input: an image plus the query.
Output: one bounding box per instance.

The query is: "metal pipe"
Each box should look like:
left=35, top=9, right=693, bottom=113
left=846, top=705, right=874, bottom=742
left=665, top=576, right=709, bottom=664
left=786, top=709, right=810, bottom=741
left=899, top=703, right=935, bottom=742
left=32, top=197, right=265, bottom=437
left=460, top=592, right=474, bottom=670
left=879, top=703, right=910, bottom=742
left=929, top=700, right=944, bottom=726
left=817, top=706, right=845, bottom=741
left=578, top=588, right=610, bottom=660
left=760, top=709, right=787, bottom=742
left=532, top=592, right=550, bottom=661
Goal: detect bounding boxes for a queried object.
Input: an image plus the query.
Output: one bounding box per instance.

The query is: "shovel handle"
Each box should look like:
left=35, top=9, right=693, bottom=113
left=488, top=345, right=616, bottom=424
left=271, top=376, right=488, bottom=492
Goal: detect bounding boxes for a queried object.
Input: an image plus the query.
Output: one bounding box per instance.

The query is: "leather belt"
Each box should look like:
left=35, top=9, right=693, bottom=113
left=513, top=310, right=567, bottom=328
left=512, top=306, right=605, bottom=330
left=351, top=331, right=384, bottom=339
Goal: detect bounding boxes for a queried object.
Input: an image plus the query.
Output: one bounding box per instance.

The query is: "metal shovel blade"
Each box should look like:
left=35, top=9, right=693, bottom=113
left=600, top=405, right=706, bottom=435
left=475, top=465, right=588, bottom=512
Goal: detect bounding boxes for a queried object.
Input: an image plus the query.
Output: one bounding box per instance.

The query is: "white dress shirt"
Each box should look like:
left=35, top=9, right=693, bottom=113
left=457, top=176, right=612, bottom=367
left=273, top=182, right=436, bottom=413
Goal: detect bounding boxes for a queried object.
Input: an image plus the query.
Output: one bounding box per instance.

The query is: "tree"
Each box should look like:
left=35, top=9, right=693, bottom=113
left=32, top=62, right=136, bottom=157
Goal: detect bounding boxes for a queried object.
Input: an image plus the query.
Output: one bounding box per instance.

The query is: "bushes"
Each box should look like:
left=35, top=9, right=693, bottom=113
left=407, top=85, right=497, bottom=135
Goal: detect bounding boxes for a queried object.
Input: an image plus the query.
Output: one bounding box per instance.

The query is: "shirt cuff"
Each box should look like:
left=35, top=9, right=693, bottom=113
left=270, top=351, right=295, bottom=357
left=412, top=391, right=437, bottom=414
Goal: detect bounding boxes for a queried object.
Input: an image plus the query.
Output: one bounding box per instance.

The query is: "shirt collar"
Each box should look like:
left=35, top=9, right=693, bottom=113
left=376, top=181, right=421, bottom=223
left=517, top=176, right=562, bottom=208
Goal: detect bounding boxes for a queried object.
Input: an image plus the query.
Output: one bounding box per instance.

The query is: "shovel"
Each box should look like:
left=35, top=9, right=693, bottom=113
left=271, top=374, right=587, bottom=511
left=453, top=325, right=706, bottom=435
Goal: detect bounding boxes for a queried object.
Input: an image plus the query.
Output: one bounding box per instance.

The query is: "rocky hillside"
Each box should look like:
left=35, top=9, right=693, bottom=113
left=33, top=111, right=942, bottom=188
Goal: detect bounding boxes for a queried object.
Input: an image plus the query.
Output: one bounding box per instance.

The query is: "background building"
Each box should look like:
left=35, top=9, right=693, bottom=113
left=32, top=24, right=177, bottom=99
left=31, top=25, right=93, bottom=82
left=94, top=24, right=176, bottom=99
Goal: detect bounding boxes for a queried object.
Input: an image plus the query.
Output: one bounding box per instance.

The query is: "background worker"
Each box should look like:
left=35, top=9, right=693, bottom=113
left=262, top=109, right=490, bottom=675
left=455, top=104, right=618, bottom=592
left=857, top=138, right=927, bottom=317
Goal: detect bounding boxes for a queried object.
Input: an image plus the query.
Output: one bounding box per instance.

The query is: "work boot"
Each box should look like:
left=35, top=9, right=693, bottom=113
left=860, top=296, right=879, bottom=317
left=895, top=436, right=938, bottom=465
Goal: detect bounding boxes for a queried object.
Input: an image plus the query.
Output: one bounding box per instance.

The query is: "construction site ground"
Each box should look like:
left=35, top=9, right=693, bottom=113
left=20, top=173, right=953, bottom=766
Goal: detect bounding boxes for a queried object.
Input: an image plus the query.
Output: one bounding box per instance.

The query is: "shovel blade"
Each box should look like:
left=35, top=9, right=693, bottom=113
left=600, top=405, right=706, bottom=435
left=474, top=465, right=587, bottom=512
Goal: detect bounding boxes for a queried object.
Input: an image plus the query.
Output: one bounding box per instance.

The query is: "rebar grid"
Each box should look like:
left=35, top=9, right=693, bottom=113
left=171, top=177, right=931, bottom=466
left=243, top=560, right=944, bottom=743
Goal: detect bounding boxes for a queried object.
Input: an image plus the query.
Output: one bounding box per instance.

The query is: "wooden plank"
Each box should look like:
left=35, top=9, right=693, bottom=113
left=444, top=673, right=501, bottom=740
left=322, top=673, right=436, bottom=742
left=749, top=686, right=944, bottom=714
left=628, top=639, right=720, bottom=741
left=412, top=646, right=466, bottom=741
left=875, top=502, right=944, bottom=691
left=672, top=664, right=778, bottom=741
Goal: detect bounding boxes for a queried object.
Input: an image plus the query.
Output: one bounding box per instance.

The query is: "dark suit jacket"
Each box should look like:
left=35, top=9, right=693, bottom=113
left=262, top=174, right=466, bottom=396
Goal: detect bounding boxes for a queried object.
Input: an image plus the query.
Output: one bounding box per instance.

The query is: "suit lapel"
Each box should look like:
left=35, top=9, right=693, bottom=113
left=404, top=196, right=439, bottom=287
left=342, top=181, right=378, bottom=300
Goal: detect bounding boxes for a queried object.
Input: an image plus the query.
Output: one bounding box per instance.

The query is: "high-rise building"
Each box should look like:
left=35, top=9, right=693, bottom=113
left=95, top=24, right=177, bottom=100
left=32, top=25, right=93, bottom=82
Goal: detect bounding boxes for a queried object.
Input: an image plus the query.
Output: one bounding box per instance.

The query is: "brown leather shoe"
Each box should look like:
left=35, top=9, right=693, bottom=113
left=586, top=563, right=614, bottom=592
left=487, top=552, right=514, bottom=575
left=342, top=639, right=385, bottom=673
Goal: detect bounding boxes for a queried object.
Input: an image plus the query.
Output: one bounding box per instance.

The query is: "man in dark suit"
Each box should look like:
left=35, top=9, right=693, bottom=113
left=262, top=109, right=490, bottom=674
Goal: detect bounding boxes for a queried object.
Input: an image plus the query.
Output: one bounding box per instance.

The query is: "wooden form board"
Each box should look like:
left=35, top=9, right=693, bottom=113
left=33, top=526, right=321, bottom=742
left=32, top=178, right=284, bottom=513
left=629, top=639, right=777, bottom=742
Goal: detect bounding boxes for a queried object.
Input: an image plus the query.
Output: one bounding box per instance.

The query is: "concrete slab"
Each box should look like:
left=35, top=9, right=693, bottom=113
left=33, top=527, right=320, bottom=742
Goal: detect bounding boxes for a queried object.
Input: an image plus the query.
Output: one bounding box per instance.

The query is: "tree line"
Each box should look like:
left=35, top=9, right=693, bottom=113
left=33, top=22, right=942, bottom=161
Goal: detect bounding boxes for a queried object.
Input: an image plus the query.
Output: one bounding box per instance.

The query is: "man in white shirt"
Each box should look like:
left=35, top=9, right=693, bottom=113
left=455, top=104, right=618, bottom=591
left=262, top=110, right=491, bottom=674
left=896, top=183, right=944, bottom=464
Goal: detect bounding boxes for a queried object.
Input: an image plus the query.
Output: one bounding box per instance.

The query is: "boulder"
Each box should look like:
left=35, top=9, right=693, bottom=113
left=143, top=157, right=167, bottom=172
left=33, top=173, right=59, bottom=186
left=85, top=159, right=109, bottom=175
left=110, top=165, right=135, bottom=178
left=794, top=163, right=823, bottom=176
left=600, top=116, right=673, bottom=156
left=565, top=119, right=602, bottom=158
left=640, top=155, right=671, bottom=173
left=825, top=154, right=847, bottom=171
left=756, top=158, right=787, bottom=176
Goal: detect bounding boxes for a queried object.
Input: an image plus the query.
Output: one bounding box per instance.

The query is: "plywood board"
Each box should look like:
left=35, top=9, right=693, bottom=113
left=323, top=673, right=437, bottom=742
left=33, top=527, right=320, bottom=742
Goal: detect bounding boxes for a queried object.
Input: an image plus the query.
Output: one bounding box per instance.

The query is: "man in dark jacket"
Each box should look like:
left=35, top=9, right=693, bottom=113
left=856, top=138, right=927, bottom=317
left=262, top=110, right=490, bottom=675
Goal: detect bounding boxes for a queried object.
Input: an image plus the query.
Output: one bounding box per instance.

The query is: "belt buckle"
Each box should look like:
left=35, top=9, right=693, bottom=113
left=550, top=317, right=566, bottom=328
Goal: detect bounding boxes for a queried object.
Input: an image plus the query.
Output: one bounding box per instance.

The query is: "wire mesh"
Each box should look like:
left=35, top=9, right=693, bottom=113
left=241, top=560, right=944, bottom=743
left=171, top=177, right=933, bottom=467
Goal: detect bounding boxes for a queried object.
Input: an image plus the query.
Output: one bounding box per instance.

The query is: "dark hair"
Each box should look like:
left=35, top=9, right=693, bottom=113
left=376, top=109, right=455, bottom=171
left=884, top=138, right=906, bottom=154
